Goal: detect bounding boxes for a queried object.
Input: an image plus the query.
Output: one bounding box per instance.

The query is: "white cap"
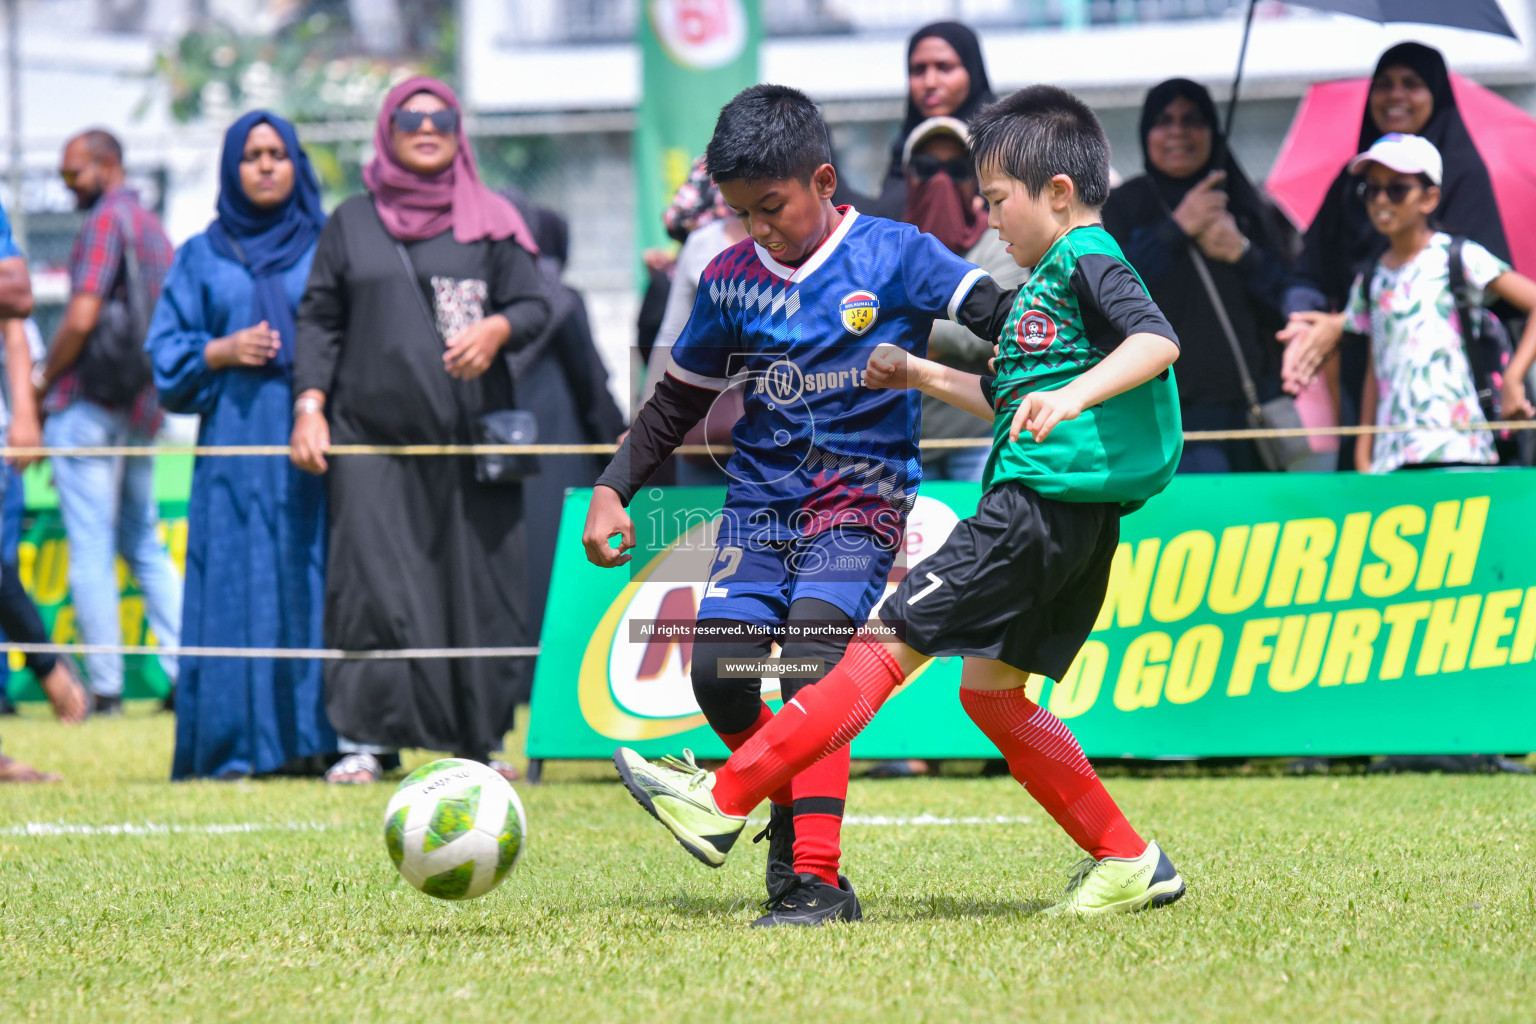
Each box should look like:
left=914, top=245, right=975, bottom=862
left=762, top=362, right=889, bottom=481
left=1348, top=133, right=1443, bottom=186
left=901, top=116, right=970, bottom=171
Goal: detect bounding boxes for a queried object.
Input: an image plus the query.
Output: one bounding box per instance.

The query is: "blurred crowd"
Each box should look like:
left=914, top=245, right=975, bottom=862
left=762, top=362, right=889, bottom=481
left=0, top=21, right=1529, bottom=784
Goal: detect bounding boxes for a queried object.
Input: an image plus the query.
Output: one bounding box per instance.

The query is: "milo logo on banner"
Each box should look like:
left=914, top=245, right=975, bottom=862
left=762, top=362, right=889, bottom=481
left=576, top=495, right=960, bottom=742
left=648, top=0, right=751, bottom=69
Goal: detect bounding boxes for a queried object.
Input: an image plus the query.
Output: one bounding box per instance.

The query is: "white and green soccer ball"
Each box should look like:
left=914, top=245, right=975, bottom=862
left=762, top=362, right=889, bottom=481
left=383, top=758, right=527, bottom=900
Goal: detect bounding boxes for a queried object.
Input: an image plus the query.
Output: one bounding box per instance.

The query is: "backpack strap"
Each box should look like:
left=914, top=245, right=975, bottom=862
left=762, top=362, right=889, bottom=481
left=1446, top=235, right=1489, bottom=390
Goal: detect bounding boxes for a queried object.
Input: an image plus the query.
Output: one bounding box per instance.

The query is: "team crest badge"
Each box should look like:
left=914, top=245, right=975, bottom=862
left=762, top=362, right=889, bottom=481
left=1016, top=310, right=1058, bottom=353
left=839, top=290, right=880, bottom=336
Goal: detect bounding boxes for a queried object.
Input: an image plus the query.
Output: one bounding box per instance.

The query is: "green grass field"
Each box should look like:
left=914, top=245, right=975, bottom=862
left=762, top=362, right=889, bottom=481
left=2, top=705, right=1534, bottom=1023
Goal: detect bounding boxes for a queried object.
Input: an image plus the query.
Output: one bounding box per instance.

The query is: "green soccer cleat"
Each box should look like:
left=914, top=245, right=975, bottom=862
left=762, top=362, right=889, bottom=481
left=1042, top=840, right=1186, bottom=917
left=613, top=747, right=747, bottom=867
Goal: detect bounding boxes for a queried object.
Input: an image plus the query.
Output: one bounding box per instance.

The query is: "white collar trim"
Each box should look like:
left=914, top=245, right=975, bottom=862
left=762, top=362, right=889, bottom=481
left=754, top=207, right=859, bottom=283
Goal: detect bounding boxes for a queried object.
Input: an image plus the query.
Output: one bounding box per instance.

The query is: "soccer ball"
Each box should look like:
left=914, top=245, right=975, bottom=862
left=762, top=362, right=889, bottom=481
left=383, top=758, right=527, bottom=900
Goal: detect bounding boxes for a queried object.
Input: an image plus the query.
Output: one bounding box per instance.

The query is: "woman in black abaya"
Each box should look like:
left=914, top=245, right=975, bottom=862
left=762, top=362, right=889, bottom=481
left=1103, top=78, right=1296, bottom=473
left=292, top=77, right=549, bottom=783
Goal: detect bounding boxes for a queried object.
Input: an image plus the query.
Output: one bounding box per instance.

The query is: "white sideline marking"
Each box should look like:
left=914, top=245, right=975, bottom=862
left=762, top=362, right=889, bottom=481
left=5, top=815, right=1034, bottom=839
left=748, top=814, right=1032, bottom=828
left=1, top=821, right=337, bottom=837
left=844, top=814, right=1032, bottom=827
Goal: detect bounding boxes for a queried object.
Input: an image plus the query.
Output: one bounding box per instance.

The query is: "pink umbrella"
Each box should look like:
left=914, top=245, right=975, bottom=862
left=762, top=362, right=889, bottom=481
left=1266, top=73, right=1536, bottom=275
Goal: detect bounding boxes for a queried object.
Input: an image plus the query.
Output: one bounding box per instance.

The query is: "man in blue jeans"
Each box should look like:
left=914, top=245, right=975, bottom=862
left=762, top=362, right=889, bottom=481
left=32, top=129, right=180, bottom=715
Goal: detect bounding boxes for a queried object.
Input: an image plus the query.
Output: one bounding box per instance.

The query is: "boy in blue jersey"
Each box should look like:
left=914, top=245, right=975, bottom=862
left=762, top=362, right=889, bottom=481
left=584, top=84, right=1002, bottom=926
left=614, top=86, right=1190, bottom=919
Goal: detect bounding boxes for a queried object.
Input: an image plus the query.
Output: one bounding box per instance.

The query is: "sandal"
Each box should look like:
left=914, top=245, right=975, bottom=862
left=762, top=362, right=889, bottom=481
left=0, top=754, right=62, bottom=783
left=39, top=661, right=88, bottom=725
left=487, top=759, right=521, bottom=782
left=326, top=752, right=383, bottom=785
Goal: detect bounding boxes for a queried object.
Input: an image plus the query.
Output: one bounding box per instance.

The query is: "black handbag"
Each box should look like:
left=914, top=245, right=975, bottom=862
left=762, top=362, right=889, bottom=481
left=388, top=233, right=540, bottom=483
left=76, top=205, right=154, bottom=407
left=1185, top=245, right=1314, bottom=472
left=472, top=409, right=541, bottom=483
left=1149, top=187, right=1312, bottom=471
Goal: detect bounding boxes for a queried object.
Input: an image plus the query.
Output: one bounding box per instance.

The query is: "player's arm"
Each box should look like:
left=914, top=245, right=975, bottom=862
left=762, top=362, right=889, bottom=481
left=866, top=344, right=993, bottom=420
left=584, top=372, right=717, bottom=568
left=1010, top=333, right=1177, bottom=442
left=1009, top=254, right=1179, bottom=443
left=952, top=276, right=1019, bottom=342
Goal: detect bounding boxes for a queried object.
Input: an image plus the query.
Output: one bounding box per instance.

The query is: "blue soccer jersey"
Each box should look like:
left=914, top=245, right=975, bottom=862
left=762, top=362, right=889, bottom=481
left=667, top=207, right=987, bottom=544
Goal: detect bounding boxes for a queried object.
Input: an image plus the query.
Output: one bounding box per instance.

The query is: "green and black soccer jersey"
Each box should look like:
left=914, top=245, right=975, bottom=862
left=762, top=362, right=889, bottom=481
left=982, top=225, right=1182, bottom=511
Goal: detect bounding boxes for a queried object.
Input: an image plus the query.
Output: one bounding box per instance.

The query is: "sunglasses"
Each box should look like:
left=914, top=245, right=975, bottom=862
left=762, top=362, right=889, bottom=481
left=391, top=108, right=459, bottom=135
left=1358, top=181, right=1420, bottom=205
left=910, top=153, right=974, bottom=182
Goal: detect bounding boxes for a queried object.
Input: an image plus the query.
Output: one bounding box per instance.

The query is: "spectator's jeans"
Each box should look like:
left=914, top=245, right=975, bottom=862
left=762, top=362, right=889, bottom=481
left=42, top=401, right=181, bottom=696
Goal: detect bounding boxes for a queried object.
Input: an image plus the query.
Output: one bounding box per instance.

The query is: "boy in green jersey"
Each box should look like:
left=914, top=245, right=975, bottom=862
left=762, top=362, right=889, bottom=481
left=614, top=86, right=1187, bottom=918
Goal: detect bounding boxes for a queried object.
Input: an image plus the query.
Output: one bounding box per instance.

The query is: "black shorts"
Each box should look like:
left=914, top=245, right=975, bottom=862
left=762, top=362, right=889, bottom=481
left=881, top=480, right=1119, bottom=679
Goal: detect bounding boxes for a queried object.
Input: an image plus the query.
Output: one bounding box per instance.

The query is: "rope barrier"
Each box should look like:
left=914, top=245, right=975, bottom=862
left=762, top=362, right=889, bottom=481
left=2, top=418, right=1535, bottom=460
left=0, top=642, right=539, bottom=660
left=2, top=421, right=1523, bottom=666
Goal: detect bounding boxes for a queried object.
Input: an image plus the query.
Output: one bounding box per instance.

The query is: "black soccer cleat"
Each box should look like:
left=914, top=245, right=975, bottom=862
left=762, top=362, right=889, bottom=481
left=750, top=871, right=864, bottom=928
left=754, top=804, right=797, bottom=900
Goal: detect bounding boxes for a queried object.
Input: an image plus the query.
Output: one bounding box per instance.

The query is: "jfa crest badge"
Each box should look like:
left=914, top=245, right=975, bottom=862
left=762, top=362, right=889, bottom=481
left=839, top=290, right=880, bottom=336
left=1016, top=310, right=1058, bottom=353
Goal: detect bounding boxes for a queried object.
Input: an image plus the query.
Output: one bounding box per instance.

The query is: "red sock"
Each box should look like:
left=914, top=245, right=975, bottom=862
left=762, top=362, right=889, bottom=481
left=789, top=744, right=848, bottom=887
left=711, top=641, right=904, bottom=817
left=716, top=702, right=792, bottom=808
left=959, top=687, right=1145, bottom=861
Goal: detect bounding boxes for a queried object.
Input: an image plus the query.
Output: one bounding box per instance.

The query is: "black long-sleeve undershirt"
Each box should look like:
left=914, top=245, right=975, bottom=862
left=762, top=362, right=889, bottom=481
left=594, top=373, right=716, bottom=506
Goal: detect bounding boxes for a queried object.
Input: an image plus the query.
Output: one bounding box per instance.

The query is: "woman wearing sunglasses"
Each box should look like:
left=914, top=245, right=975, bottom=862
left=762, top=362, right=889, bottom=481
left=291, top=77, right=549, bottom=784
left=1103, top=78, right=1298, bottom=473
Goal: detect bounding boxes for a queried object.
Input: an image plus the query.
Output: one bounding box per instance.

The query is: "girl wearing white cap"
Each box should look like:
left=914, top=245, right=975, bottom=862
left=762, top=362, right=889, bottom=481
left=1344, top=133, right=1536, bottom=473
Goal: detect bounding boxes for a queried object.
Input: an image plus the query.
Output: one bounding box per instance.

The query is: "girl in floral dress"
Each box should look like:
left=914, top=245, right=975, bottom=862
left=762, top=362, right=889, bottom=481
left=1344, top=134, right=1536, bottom=473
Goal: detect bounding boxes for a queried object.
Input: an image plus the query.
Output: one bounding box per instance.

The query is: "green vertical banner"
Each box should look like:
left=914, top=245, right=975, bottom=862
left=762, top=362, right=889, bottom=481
left=635, top=0, right=761, bottom=265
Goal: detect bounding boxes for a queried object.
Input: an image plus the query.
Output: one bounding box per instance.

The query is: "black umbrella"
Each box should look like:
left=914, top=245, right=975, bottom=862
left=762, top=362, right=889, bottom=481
left=1224, top=0, right=1519, bottom=140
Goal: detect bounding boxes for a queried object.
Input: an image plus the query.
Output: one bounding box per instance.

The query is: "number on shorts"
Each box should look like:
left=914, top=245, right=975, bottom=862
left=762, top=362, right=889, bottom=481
left=704, top=546, right=743, bottom=599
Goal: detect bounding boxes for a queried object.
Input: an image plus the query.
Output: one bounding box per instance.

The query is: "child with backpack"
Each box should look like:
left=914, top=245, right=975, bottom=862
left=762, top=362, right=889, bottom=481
left=1344, top=133, right=1536, bottom=473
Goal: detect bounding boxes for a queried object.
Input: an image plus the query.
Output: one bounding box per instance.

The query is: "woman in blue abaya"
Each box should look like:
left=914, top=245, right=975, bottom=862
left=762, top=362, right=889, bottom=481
left=148, top=111, right=334, bottom=779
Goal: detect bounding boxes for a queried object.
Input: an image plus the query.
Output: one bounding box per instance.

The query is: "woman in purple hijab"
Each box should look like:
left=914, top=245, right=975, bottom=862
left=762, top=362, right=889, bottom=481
left=292, top=77, right=550, bottom=783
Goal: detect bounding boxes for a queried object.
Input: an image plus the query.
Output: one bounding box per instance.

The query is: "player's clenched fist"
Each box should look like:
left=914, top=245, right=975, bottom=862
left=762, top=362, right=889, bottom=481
left=1008, top=387, right=1086, bottom=444
left=583, top=485, right=636, bottom=568
left=864, top=344, right=929, bottom=391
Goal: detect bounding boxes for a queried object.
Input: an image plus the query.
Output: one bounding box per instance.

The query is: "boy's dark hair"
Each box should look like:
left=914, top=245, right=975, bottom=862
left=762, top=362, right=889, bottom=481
left=968, top=85, right=1111, bottom=208
left=705, top=84, right=833, bottom=185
